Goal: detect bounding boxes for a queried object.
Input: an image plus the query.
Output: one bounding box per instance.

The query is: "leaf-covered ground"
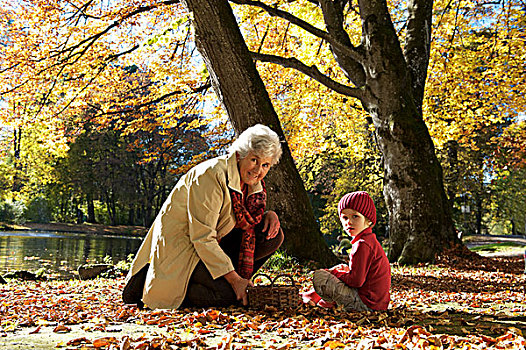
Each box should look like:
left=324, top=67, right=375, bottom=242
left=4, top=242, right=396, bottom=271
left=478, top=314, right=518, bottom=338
left=1, top=246, right=525, bottom=349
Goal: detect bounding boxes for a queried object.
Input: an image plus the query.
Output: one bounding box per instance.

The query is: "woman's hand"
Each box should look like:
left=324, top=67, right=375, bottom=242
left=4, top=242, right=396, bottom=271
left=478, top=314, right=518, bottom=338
left=262, top=210, right=280, bottom=239
left=224, top=270, right=253, bottom=305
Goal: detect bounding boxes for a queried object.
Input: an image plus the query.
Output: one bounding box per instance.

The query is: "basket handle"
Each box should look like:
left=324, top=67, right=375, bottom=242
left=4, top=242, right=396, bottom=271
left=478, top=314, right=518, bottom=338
left=271, top=274, right=296, bottom=287
left=251, top=273, right=272, bottom=286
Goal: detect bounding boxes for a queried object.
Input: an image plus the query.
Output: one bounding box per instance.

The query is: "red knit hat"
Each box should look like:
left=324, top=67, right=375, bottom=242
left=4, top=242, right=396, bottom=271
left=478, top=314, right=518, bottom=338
left=338, top=191, right=376, bottom=227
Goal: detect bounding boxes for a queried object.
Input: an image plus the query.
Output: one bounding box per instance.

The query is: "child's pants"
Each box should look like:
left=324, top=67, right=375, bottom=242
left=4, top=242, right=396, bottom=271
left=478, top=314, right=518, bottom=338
left=313, top=269, right=372, bottom=312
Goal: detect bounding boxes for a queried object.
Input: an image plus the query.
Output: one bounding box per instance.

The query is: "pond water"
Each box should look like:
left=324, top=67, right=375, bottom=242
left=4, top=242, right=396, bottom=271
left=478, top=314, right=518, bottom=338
left=0, top=231, right=143, bottom=279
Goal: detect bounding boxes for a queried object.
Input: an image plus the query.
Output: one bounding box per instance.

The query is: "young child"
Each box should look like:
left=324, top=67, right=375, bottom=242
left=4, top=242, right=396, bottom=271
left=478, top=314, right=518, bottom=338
left=302, top=191, right=391, bottom=311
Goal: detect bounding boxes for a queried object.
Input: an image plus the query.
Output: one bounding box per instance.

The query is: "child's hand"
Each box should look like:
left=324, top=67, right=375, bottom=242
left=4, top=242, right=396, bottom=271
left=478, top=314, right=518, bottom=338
left=328, top=264, right=349, bottom=273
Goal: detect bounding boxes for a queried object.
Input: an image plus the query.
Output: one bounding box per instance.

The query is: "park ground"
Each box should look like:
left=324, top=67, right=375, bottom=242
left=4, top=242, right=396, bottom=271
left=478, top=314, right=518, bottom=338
left=1, top=224, right=525, bottom=349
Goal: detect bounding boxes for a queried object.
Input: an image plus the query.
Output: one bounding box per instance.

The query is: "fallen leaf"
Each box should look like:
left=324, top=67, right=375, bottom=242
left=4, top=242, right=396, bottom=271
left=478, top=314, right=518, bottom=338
left=53, top=324, right=71, bottom=333
left=29, top=325, right=41, bottom=334
left=67, top=337, right=90, bottom=346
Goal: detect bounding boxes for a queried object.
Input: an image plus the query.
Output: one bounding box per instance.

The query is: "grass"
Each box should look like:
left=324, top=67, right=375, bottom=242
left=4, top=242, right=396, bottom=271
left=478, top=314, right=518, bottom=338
left=469, top=242, right=526, bottom=255
left=261, top=249, right=301, bottom=271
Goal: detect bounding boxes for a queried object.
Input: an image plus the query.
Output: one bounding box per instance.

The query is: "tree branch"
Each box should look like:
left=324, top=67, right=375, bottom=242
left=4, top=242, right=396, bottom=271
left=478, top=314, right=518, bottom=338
left=66, top=0, right=101, bottom=23
left=49, top=62, right=108, bottom=118
left=318, top=0, right=366, bottom=86
left=319, top=0, right=352, bottom=43
left=404, top=0, right=434, bottom=113
left=1, top=44, right=139, bottom=97
left=106, top=44, right=140, bottom=61
left=33, top=43, right=141, bottom=118
left=251, top=51, right=364, bottom=99
left=0, top=62, right=20, bottom=75
left=95, top=82, right=211, bottom=116
left=51, top=4, right=165, bottom=62
left=229, top=0, right=365, bottom=65
left=43, top=1, right=180, bottom=70
left=2, top=2, right=177, bottom=97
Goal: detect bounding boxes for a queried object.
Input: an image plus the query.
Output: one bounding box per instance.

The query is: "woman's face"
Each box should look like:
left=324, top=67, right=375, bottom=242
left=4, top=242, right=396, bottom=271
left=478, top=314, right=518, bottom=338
left=237, top=151, right=273, bottom=186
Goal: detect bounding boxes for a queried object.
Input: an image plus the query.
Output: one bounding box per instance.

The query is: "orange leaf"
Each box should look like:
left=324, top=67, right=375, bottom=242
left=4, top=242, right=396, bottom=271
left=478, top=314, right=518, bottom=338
left=206, top=309, right=220, bottom=322
left=53, top=324, right=71, bottom=333
left=322, top=340, right=345, bottom=349
left=92, top=337, right=117, bottom=348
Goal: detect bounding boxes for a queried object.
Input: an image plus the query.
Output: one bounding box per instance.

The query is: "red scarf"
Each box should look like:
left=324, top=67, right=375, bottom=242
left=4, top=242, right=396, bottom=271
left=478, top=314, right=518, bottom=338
left=229, top=181, right=266, bottom=279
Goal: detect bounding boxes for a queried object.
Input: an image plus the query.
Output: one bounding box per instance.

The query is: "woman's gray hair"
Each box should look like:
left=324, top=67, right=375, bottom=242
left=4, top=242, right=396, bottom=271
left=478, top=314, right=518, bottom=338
left=229, top=124, right=283, bottom=165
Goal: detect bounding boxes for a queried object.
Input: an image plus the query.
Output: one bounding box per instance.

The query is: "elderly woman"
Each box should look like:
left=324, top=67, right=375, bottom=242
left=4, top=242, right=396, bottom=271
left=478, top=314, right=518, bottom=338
left=122, top=124, right=283, bottom=309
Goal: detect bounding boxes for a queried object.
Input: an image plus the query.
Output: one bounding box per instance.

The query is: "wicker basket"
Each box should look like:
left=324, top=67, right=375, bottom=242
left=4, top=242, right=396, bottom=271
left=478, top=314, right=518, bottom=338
left=247, top=273, right=300, bottom=309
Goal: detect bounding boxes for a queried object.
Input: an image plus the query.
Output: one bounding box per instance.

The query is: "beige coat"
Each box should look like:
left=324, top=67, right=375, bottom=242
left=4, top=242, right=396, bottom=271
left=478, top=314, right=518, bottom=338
left=125, top=153, right=263, bottom=309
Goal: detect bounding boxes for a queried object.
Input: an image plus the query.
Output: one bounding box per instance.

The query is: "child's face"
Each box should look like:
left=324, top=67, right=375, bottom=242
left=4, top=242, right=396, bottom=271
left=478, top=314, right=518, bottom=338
left=339, top=208, right=371, bottom=237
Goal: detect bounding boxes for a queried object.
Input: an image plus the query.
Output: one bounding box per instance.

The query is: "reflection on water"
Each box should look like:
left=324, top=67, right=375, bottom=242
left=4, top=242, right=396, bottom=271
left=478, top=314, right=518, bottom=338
left=0, top=231, right=142, bottom=279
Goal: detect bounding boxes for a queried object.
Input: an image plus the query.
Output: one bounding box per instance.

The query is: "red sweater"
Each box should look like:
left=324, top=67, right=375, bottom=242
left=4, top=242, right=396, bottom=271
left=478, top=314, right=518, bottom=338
left=330, top=228, right=391, bottom=310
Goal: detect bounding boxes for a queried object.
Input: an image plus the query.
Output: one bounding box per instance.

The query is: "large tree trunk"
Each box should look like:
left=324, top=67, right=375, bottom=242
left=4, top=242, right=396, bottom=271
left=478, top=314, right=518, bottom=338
left=359, top=0, right=458, bottom=264
left=372, top=96, right=457, bottom=264
left=182, top=0, right=339, bottom=266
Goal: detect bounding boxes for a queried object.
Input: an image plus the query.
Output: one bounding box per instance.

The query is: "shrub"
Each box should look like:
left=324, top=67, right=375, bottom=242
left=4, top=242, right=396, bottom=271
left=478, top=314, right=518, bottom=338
left=24, top=196, right=52, bottom=223
left=0, top=200, right=26, bottom=224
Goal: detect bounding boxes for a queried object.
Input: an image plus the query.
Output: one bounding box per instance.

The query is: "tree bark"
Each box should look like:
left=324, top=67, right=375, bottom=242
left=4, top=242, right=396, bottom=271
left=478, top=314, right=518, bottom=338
left=182, top=0, right=339, bottom=266
left=372, top=97, right=457, bottom=264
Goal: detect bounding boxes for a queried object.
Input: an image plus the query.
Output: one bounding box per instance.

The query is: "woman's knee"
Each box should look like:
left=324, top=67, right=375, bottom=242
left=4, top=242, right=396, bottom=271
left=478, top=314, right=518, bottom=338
left=254, top=228, right=284, bottom=260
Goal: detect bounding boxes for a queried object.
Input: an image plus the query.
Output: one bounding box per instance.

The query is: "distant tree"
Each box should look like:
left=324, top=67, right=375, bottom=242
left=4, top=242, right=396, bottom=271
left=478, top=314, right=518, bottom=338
left=492, top=169, right=526, bottom=235
left=58, top=109, right=209, bottom=226
left=488, top=121, right=526, bottom=235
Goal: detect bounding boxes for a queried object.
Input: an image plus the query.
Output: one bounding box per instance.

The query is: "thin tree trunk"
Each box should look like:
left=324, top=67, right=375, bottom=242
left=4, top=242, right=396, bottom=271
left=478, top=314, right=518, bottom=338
left=475, top=196, right=483, bottom=235
left=127, top=205, right=135, bottom=226
left=12, top=128, right=22, bottom=192
left=445, top=140, right=459, bottom=209
left=103, top=191, right=116, bottom=226
left=86, top=192, right=96, bottom=223
left=182, top=0, right=339, bottom=265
